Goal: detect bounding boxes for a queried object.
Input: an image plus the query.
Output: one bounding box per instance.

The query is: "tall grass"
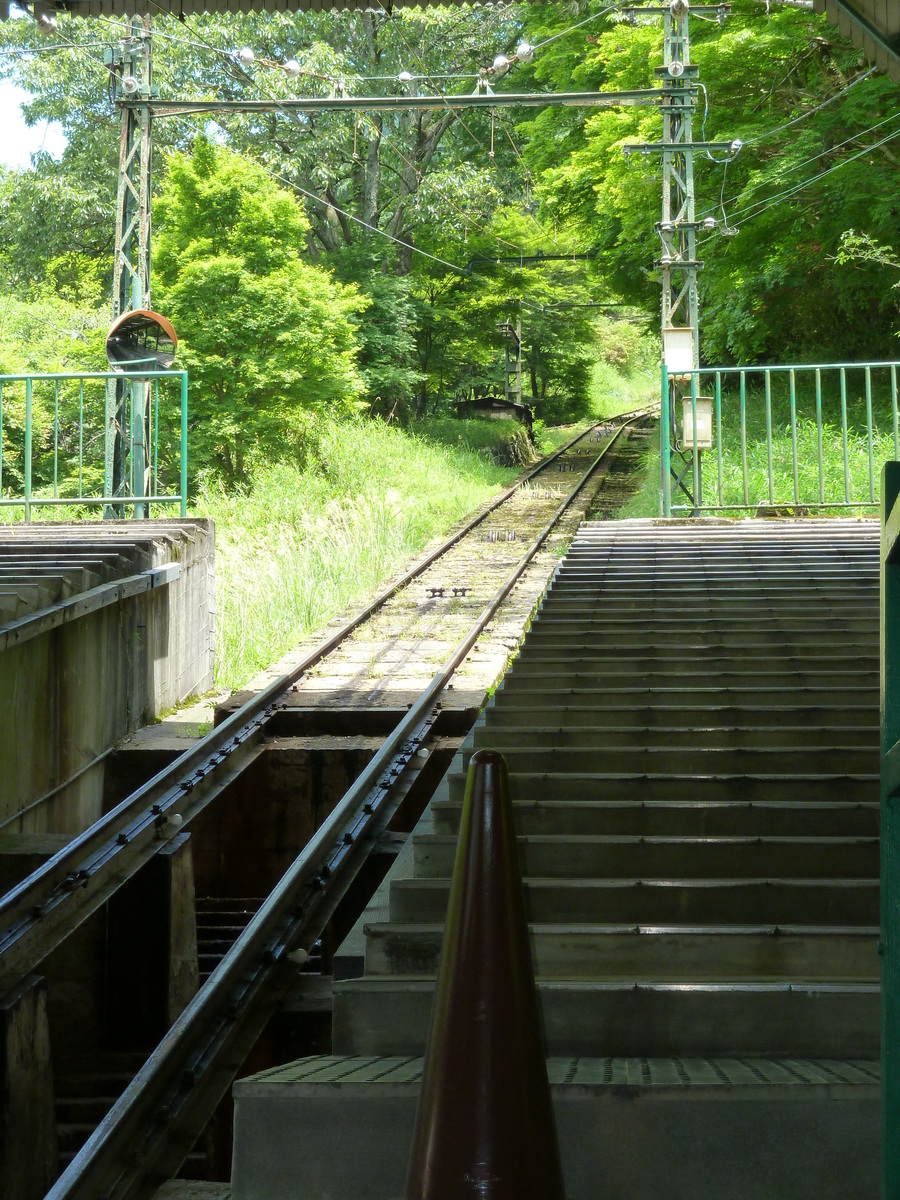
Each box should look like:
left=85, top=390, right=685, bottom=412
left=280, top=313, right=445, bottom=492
left=197, top=417, right=518, bottom=690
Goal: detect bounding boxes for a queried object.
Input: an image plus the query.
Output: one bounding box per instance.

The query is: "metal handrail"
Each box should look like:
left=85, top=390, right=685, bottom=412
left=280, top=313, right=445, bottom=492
left=0, top=368, right=188, bottom=520
left=661, top=360, right=900, bottom=515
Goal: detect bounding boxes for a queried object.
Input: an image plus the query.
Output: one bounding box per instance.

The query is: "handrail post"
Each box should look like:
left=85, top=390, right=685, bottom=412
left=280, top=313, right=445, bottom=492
left=405, top=749, right=565, bottom=1200
left=24, top=378, right=32, bottom=524
left=882, top=461, right=900, bottom=1198
left=661, top=362, right=672, bottom=517
left=180, top=371, right=188, bottom=518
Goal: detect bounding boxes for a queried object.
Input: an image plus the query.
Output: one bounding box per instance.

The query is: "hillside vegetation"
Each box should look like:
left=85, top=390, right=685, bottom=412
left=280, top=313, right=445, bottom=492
left=0, top=1, right=897, bottom=681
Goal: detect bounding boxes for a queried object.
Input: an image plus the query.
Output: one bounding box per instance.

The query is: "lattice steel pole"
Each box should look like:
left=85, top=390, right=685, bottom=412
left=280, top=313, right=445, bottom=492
left=659, top=5, right=698, bottom=351
left=105, top=17, right=153, bottom=518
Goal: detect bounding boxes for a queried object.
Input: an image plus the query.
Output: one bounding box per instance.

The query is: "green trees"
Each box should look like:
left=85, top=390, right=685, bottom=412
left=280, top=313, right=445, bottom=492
left=154, top=138, right=367, bottom=480
left=515, top=0, right=900, bottom=364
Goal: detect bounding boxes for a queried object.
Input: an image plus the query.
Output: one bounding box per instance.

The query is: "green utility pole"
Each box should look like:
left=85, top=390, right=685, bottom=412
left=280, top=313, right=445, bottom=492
left=104, top=17, right=153, bottom=518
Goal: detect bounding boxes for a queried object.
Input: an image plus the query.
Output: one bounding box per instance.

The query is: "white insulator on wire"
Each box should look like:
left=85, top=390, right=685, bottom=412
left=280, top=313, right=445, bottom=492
left=398, top=70, right=413, bottom=82
left=284, top=58, right=301, bottom=76
left=238, top=46, right=255, bottom=66
left=492, top=54, right=510, bottom=75
left=516, top=41, right=533, bottom=62
left=37, top=11, right=58, bottom=32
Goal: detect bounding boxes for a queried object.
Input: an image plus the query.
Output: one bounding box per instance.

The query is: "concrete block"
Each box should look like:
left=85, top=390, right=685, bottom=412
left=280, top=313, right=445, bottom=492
left=231, top=1056, right=879, bottom=1200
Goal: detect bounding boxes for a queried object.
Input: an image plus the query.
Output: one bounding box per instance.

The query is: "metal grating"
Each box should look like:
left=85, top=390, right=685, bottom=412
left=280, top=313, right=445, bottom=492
left=241, top=1055, right=881, bottom=1088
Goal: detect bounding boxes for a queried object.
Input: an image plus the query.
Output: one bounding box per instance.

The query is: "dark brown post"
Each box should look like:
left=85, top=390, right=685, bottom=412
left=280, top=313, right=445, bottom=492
left=0, top=974, right=58, bottom=1200
left=405, top=748, right=566, bottom=1200
left=105, top=831, right=199, bottom=1044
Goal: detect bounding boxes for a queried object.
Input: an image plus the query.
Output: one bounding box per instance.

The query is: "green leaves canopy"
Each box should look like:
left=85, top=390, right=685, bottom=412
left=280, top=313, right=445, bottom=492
left=155, top=138, right=367, bottom=480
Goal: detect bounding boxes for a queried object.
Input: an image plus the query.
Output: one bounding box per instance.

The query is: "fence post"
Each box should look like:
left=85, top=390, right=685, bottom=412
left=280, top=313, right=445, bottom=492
left=23, top=378, right=32, bottom=524
left=660, top=363, right=672, bottom=517
left=180, top=372, right=188, bottom=518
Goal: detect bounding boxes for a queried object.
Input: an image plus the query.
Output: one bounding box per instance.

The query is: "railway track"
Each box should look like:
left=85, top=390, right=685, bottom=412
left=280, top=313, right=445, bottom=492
left=3, top=406, right=654, bottom=1200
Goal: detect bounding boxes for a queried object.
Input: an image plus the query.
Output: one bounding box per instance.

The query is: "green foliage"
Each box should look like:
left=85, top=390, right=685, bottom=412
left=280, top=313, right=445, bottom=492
left=196, top=415, right=518, bottom=687
left=519, top=0, right=900, bottom=365
left=155, top=138, right=368, bottom=480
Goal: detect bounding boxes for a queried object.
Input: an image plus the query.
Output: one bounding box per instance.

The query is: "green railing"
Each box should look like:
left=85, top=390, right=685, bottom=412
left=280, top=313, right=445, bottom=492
left=0, top=369, right=188, bottom=521
left=661, top=361, right=900, bottom=516
left=880, top=461, right=900, bottom=1198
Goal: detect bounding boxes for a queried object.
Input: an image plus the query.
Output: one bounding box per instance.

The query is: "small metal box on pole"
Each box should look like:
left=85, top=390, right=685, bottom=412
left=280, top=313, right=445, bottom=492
left=682, top=395, right=713, bottom=449
left=662, top=326, right=695, bottom=381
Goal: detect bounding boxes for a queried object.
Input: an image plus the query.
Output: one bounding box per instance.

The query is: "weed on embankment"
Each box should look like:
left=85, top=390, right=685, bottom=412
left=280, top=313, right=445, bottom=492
left=197, top=417, right=519, bottom=690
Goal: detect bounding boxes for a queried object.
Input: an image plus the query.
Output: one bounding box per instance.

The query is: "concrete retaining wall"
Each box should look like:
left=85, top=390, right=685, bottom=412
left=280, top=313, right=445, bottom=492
left=0, top=521, right=215, bottom=834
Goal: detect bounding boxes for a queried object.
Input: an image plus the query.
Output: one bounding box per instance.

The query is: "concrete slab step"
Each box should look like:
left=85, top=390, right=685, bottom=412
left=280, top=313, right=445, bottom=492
left=362, top=922, right=878, bottom=981
left=520, top=629, right=878, bottom=652
left=501, top=668, right=879, bottom=691
left=472, top=724, right=878, bottom=750
left=510, top=650, right=879, bottom=672
left=332, top=978, right=879, bottom=1058
left=447, top=770, right=877, bottom=804
left=534, top=600, right=877, bottom=620
left=412, top=833, right=879, bottom=880
left=456, top=744, right=877, bottom=776
left=432, top=801, right=883, bottom=840
left=430, top=797, right=880, bottom=838
left=484, top=703, right=879, bottom=727
left=490, top=685, right=878, bottom=708
left=388, top=876, right=879, bottom=926
left=230, top=1054, right=879, bottom=1200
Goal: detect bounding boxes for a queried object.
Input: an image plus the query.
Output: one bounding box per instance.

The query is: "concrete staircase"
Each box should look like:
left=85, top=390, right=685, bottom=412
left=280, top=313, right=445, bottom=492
left=231, top=520, right=882, bottom=1200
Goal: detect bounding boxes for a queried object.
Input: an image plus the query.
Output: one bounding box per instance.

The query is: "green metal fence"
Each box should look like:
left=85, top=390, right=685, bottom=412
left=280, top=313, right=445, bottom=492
left=0, top=369, right=188, bottom=521
left=661, top=361, right=900, bottom=516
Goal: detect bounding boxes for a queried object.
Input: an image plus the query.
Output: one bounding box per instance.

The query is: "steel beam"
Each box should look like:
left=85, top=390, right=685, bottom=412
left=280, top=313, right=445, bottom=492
left=124, top=89, right=671, bottom=117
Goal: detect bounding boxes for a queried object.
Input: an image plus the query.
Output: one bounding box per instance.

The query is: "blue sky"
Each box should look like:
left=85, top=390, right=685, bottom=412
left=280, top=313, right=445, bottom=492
left=0, top=79, right=67, bottom=168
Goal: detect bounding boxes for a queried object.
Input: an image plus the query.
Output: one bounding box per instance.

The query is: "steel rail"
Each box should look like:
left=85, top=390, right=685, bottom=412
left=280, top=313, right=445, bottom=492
left=0, top=415, right=647, bottom=993
left=45, top=413, right=651, bottom=1200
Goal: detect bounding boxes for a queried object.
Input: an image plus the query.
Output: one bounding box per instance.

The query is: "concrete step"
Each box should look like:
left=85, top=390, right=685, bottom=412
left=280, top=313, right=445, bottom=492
left=472, top=723, right=878, bottom=750
left=430, top=798, right=880, bottom=838
left=501, top=668, right=879, bottom=691
left=362, top=922, right=878, bottom=981
left=457, top=744, right=877, bottom=776
left=332, top=978, right=879, bottom=1057
left=520, top=624, right=883, bottom=643
left=534, top=600, right=877, bottom=620
left=510, top=650, right=879, bottom=673
left=230, top=1054, right=879, bottom=1200
left=388, top=876, right=879, bottom=926
left=412, top=833, right=879, bottom=880
left=446, top=770, right=877, bottom=805
left=541, top=580, right=878, bottom=596
left=484, top=702, right=879, bottom=727
left=489, top=685, right=878, bottom=708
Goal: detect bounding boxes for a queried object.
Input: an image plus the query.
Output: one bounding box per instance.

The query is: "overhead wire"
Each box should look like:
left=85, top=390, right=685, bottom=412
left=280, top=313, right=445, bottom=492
left=697, top=121, right=900, bottom=246
left=697, top=107, right=900, bottom=223
left=133, top=4, right=526, bottom=256
left=169, top=109, right=470, bottom=274
left=740, top=65, right=877, bottom=145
